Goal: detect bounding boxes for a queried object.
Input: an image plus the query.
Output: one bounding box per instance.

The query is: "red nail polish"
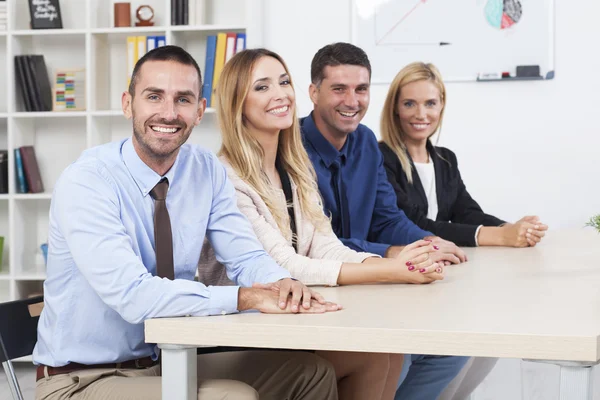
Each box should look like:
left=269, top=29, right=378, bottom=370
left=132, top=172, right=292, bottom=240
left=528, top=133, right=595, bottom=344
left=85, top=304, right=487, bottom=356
left=433, top=246, right=440, bottom=250
left=406, top=261, right=412, bottom=266
left=419, top=268, right=426, bottom=273
left=408, top=266, right=415, bottom=271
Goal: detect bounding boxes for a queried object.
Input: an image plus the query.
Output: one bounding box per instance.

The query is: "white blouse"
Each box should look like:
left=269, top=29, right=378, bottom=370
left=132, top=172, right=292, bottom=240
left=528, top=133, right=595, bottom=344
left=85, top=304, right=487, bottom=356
left=413, top=159, right=438, bottom=221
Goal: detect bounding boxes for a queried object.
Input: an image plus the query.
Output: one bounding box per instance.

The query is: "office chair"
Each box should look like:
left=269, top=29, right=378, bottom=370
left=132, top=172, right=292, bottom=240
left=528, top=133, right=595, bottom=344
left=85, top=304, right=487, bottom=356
left=0, top=295, right=43, bottom=400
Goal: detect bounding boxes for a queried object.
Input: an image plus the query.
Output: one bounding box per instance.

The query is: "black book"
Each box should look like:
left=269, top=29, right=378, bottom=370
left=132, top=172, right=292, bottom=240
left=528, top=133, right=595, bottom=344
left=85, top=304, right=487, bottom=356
left=14, top=56, right=33, bottom=112
left=182, top=0, right=188, bottom=25
left=20, top=55, right=40, bottom=111
left=176, top=0, right=184, bottom=25
left=30, top=55, right=53, bottom=112
left=171, top=0, right=177, bottom=25
left=25, top=56, right=44, bottom=112
left=0, top=150, right=8, bottom=194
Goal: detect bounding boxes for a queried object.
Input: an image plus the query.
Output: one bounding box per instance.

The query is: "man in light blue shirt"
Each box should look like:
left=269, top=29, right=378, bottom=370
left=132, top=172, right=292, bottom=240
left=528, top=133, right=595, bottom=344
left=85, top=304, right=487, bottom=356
left=33, top=45, right=340, bottom=400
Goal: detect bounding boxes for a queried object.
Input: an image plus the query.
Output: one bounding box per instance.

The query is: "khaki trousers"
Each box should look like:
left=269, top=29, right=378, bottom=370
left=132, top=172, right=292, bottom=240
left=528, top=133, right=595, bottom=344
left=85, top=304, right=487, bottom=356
left=36, top=350, right=338, bottom=400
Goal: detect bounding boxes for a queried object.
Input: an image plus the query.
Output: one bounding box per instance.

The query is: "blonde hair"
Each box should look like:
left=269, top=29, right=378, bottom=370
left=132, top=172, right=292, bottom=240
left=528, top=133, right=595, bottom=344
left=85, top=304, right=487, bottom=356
left=216, top=48, right=330, bottom=241
left=380, top=62, right=446, bottom=183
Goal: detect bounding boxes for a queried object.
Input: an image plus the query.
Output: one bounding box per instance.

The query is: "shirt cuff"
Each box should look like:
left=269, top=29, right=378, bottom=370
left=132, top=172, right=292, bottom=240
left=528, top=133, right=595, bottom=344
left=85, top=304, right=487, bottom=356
left=354, top=252, right=381, bottom=262
left=207, top=285, right=241, bottom=316
left=474, top=225, right=483, bottom=247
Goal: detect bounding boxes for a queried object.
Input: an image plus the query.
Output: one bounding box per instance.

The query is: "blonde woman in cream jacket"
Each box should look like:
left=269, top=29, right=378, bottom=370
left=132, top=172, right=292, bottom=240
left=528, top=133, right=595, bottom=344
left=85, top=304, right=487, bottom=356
left=198, top=48, right=445, bottom=400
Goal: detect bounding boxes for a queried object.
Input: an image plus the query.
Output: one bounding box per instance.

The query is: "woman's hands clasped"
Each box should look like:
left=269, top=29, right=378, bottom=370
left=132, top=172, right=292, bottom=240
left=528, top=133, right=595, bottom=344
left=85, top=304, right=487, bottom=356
left=391, top=240, right=445, bottom=284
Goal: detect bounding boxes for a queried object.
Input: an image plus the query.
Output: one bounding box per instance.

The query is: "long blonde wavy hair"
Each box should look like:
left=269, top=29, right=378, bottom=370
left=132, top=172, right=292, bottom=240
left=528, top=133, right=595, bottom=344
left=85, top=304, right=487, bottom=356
left=216, top=48, right=329, bottom=241
left=380, top=62, right=446, bottom=183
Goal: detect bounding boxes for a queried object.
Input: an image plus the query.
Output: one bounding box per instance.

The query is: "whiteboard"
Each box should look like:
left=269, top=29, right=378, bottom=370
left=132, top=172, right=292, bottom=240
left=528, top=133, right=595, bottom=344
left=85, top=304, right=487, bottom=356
left=351, top=0, right=555, bottom=83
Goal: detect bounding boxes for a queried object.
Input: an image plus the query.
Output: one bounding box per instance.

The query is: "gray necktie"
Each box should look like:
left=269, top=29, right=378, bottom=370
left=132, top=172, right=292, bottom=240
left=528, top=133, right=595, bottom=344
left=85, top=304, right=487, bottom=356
left=150, top=178, right=174, bottom=280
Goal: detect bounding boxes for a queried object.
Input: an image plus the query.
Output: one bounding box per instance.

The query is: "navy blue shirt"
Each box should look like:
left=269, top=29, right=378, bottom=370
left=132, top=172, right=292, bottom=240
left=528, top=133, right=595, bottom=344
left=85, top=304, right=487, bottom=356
left=301, top=113, right=432, bottom=256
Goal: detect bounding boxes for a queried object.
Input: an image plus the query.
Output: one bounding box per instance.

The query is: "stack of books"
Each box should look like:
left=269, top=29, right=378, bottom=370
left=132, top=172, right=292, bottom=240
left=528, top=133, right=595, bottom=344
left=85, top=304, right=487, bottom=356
left=0, top=0, right=6, bottom=31
left=203, top=32, right=246, bottom=107
left=14, top=146, right=44, bottom=194
left=127, top=36, right=167, bottom=85
left=14, top=55, right=53, bottom=112
left=172, top=0, right=206, bottom=25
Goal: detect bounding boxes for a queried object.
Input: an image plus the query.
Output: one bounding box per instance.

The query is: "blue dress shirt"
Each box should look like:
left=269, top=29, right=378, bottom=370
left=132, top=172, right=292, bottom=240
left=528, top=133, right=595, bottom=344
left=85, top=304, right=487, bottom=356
left=33, top=138, right=290, bottom=367
left=300, top=113, right=432, bottom=256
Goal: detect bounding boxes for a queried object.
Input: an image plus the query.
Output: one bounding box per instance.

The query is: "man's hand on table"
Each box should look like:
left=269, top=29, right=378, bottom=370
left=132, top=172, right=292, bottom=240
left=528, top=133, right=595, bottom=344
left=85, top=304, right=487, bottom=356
left=238, top=278, right=342, bottom=314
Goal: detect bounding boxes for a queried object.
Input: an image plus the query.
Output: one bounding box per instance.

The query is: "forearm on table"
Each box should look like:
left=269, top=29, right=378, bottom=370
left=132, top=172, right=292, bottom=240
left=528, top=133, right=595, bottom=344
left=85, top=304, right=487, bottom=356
left=337, top=260, right=393, bottom=285
left=477, top=226, right=506, bottom=246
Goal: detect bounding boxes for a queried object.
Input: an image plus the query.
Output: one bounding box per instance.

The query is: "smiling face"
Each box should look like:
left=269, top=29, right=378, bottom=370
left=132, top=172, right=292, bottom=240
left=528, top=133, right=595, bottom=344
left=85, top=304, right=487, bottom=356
left=309, top=64, right=370, bottom=146
left=122, top=60, right=204, bottom=173
left=242, top=56, right=295, bottom=136
left=397, top=80, right=443, bottom=145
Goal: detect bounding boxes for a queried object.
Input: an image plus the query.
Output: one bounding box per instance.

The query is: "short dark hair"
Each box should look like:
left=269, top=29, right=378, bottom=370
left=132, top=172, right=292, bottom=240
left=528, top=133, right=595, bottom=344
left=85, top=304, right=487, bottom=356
left=310, top=42, right=371, bottom=86
left=128, top=45, right=203, bottom=98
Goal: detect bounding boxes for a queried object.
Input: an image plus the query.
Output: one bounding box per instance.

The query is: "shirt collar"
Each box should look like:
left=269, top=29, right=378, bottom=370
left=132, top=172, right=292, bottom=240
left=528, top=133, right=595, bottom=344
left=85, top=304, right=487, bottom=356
left=121, top=138, right=179, bottom=197
left=302, top=112, right=350, bottom=168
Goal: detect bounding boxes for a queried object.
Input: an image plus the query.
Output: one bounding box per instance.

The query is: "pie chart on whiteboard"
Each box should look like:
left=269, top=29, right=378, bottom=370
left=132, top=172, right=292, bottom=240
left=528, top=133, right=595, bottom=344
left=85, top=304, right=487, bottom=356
left=484, top=0, right=523, bottom=30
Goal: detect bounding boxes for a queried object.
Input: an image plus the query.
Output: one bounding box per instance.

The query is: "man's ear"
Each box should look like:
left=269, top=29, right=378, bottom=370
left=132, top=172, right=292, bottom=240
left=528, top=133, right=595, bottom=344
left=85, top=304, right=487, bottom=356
left=308, top=83, right=319, bottom=105
left=195, top=97, right=206, bottom=126
left=122, top=91, right=133, bottom=119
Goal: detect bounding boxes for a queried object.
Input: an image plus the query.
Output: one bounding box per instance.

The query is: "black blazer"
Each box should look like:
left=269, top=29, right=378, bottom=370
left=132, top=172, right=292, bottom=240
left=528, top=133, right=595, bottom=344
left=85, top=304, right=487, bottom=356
left=379, top=141, right=505, bottom=246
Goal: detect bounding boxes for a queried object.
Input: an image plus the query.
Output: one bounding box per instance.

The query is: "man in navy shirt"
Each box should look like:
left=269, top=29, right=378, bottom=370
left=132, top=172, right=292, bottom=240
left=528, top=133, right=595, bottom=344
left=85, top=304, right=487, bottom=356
left=301, top=42, right=469, bottom=400
left=300, top=44, right=467, bottom=264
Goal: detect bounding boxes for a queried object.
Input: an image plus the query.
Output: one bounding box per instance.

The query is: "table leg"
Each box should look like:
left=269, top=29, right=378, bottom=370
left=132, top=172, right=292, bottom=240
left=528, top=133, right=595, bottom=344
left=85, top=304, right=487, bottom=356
left=158, top=344, right=197, bottom=400
left=524, top=359, right=597, bottom=400
left=558, top=364, right=593, bottom=400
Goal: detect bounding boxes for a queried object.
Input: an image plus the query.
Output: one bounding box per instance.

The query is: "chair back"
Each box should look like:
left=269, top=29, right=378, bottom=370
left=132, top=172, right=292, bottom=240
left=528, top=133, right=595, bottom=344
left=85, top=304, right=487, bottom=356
left=0, top=296, right=43, bottom=362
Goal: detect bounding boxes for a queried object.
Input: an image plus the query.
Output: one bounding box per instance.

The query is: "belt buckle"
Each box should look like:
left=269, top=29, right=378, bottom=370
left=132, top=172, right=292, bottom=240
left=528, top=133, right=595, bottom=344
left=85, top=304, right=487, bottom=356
left=135, top=359, right=143, bottom=369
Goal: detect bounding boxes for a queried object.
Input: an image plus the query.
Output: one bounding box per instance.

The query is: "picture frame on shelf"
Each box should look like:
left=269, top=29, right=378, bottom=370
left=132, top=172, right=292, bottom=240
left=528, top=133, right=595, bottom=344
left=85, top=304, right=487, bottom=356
left=53, top=69, right=86, bottom=112
left=28, top=0, right=64, bottom=30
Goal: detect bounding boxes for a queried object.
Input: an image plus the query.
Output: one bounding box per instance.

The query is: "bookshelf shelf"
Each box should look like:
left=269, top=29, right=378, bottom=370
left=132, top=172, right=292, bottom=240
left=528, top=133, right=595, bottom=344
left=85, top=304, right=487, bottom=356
left=0, top=0, right=263, bottom=362
left=90, top=27, right=168, bottom=35
left=170, top=24, right=247, bottom=33
left=11, top=29, right=88, bottom=37
left=13, top=193, right=53, bottom=200
left=12, top=111, right=87, bottom=119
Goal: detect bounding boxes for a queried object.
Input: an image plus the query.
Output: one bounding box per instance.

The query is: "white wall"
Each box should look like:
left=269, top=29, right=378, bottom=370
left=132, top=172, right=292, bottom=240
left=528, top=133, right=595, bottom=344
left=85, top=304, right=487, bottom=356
left=262, top=0, right=599, bottom=230
left=260, top=1, right=600, bottom=399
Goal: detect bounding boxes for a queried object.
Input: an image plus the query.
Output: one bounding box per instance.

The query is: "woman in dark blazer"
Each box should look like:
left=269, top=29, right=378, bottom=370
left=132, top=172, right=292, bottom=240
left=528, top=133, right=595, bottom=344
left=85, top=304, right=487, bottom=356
left=378, top=61, right=549, bottom=400
left=378, top=62, right=548, bottom=248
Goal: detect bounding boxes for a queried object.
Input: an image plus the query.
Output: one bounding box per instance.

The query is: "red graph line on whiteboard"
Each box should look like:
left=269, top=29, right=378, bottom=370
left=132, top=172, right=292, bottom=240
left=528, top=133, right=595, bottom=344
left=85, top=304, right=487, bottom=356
left=376, top=0, right=428, bottom=45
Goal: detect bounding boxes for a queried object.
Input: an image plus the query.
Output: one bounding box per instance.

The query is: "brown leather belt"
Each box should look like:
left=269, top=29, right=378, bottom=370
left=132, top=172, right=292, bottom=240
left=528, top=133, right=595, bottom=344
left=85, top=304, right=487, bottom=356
left=36, top=356, right=159, bottom=381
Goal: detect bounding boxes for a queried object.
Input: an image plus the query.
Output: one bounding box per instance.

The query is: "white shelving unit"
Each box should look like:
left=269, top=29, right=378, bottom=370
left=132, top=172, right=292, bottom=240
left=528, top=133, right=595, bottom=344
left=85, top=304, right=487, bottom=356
left=0, top=0, right=264, bottom=323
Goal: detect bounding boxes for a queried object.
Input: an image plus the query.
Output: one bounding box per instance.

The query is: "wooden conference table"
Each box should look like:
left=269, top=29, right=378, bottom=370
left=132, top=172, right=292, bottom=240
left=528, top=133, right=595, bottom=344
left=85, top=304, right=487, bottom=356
left=145, top=229, right=600, bottom=399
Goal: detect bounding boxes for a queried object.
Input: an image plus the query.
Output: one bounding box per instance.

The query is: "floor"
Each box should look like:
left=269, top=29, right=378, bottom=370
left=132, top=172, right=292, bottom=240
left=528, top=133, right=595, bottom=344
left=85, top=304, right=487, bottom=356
left=1, top=363, right=35, bottom=400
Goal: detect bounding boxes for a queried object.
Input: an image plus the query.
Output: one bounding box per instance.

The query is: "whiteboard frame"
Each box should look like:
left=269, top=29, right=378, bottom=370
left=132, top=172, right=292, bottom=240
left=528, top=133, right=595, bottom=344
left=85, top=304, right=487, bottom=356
left=350, top=0, right=556, bottom=84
